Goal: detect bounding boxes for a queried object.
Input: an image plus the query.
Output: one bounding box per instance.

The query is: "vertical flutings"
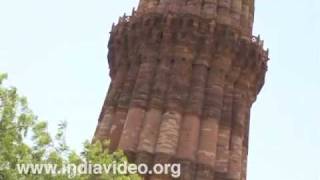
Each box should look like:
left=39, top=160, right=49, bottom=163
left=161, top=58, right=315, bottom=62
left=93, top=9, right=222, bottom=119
left=155, top=57, right=192, bottom=156
left=96, top=1, right=268, bottom=179
left=214, top=65, right=241, bottom=178
left=96, top=63, right=129, bottom=145
left=176, top=63, right=208, bottom=179
left=118, top=56, right=158, bottom=156
left=136, top=15, right=175, bottom=169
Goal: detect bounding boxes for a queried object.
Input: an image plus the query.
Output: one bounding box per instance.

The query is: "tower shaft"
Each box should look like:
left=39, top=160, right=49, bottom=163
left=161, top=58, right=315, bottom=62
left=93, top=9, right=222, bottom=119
left=95, top=0, right=268, bottom=179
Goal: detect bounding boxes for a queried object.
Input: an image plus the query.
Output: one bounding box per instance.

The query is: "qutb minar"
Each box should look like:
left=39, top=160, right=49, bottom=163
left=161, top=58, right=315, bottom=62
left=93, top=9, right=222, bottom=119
left=94, top=0, right=269, bottom=179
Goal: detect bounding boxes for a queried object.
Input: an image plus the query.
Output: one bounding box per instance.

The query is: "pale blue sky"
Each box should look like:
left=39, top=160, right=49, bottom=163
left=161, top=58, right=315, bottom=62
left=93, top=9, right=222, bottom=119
left=0, top=1, right=320, bottom=179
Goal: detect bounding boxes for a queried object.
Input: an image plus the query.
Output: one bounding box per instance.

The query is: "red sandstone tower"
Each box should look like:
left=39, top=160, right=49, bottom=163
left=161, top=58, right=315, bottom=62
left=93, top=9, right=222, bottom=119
left=94, top=0, right=268, bottom=179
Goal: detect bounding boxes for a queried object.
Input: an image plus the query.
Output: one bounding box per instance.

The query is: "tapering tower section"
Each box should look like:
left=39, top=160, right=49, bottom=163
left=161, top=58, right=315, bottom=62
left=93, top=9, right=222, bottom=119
left=94, top=0, right=268, bottom=179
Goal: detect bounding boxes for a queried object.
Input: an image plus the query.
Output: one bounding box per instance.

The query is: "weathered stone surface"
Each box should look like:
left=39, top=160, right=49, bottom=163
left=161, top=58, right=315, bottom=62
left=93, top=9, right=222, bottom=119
left=177, top=115, right=200, bottom=161
left=94, top=107, right=114, bottom=140
left=94, top=0, right=269, bottom=179
left=118, top=107, right=146, bottom=153
left=197, top=118, right=219, bottom=167
left=137, top=108, right=163, bottom=154
left=156, top=111, right=182, bottom=156
left=109, top=108, right=128, bottom=151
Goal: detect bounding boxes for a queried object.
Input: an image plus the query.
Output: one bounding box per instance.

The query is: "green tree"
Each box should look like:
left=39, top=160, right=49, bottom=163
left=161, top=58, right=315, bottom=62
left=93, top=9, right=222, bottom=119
left=0, top=73, right=141, bottom=180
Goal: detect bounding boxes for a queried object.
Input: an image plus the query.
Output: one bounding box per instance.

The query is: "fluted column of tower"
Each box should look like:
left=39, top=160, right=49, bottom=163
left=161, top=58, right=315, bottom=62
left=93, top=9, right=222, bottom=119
left=94, top=0, right=269, bottom=179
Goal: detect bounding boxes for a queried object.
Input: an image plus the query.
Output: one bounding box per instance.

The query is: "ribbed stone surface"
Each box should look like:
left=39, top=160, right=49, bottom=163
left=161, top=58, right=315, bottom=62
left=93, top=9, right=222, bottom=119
left=94, top=0, right=269, bottom=179
left=156, top=111, right=182, bottom=155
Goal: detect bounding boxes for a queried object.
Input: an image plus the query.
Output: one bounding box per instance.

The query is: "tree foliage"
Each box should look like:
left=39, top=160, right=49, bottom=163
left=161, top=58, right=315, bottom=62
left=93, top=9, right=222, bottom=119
left=0, top=73, right=141, bottom=180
